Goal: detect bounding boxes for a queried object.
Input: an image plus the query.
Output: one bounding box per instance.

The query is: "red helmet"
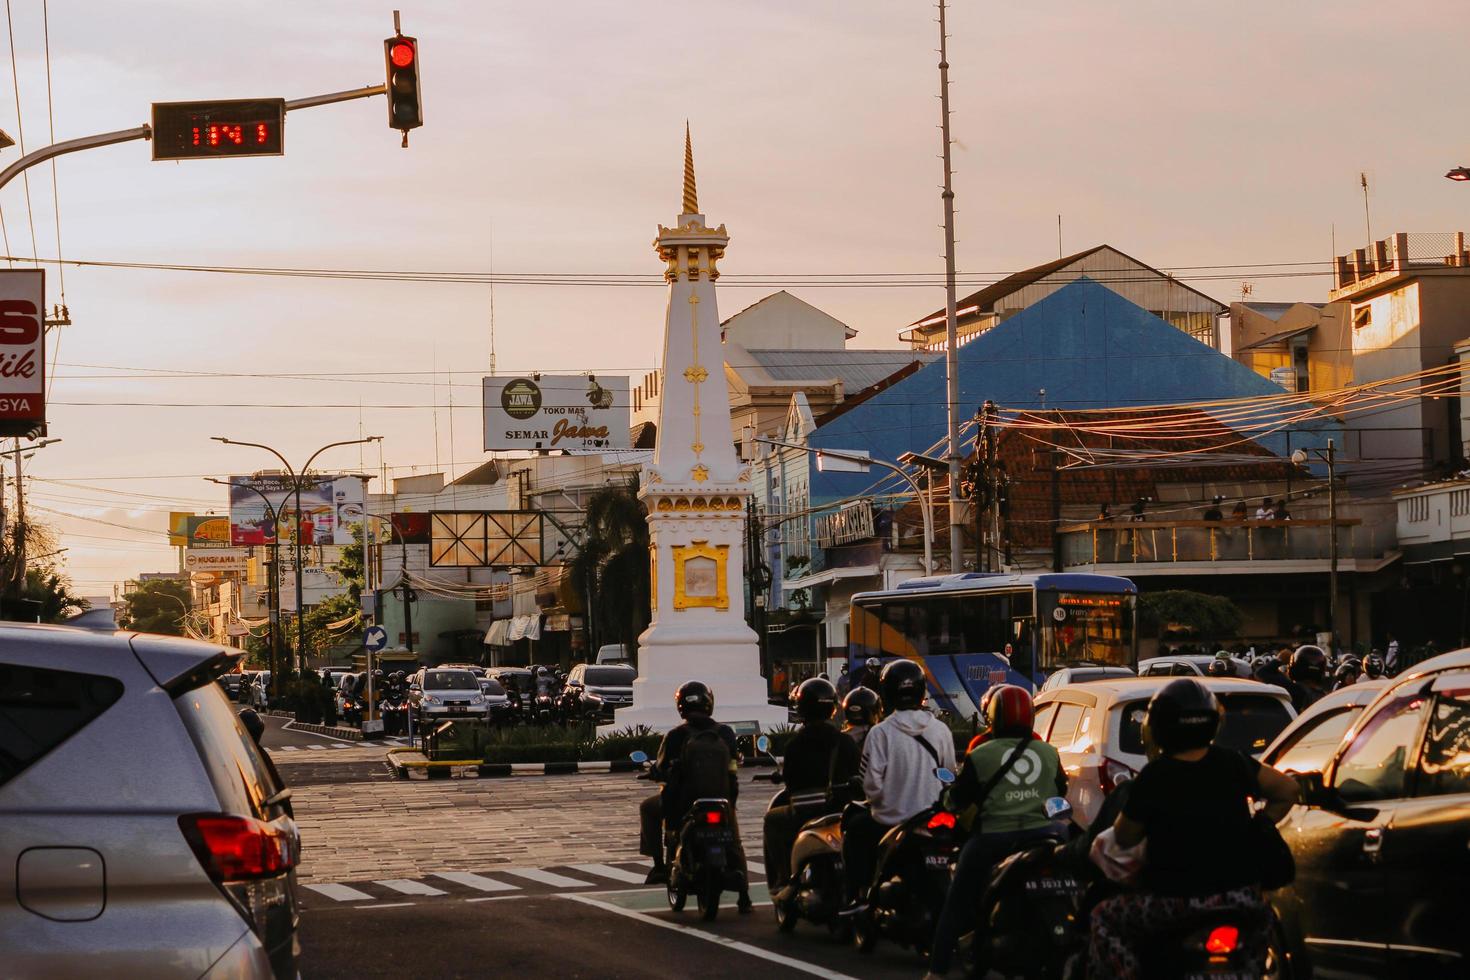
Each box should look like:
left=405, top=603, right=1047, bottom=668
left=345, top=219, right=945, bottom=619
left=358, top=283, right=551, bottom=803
left=984, top=684, right=1034, bottom=738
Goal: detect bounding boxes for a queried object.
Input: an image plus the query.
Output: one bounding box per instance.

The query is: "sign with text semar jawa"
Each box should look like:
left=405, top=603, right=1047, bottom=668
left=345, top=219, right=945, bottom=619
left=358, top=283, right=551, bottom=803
left=482, top=375, right=630, bottom=452
left=0, top=270, right=44, bottom=438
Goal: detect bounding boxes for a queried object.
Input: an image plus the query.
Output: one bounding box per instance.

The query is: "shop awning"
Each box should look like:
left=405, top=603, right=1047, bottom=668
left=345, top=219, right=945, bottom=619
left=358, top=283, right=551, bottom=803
left=784, top=565, right=880, bottom=590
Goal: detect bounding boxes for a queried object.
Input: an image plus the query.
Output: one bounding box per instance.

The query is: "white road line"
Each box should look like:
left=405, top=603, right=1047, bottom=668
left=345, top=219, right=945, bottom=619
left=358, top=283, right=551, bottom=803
left=276, top=746, right=300, bottom=752
left=464, top=895, right=528, bottom=903
left=561, top=893, right=859, bottom=980
left=303, top=882, right=376, bottom=902
left=745, top=859, right=765, bottom=874
left=569, top=863, right=649, bottom=884
left=500, top=867, right=596, bottom=889
left=375, top=878, right=448, bottom=896
left=306, top=745, right=327, bottom=751
left=329, top=743, right=353, bottom=749
left=364, top=902, right=415, bottom=909
left=433, top=871, right=520, bottom=893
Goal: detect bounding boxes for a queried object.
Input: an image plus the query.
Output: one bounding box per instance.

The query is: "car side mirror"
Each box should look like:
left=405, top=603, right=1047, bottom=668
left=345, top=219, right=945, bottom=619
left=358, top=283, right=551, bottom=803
left=1293, top=770, right=1335, bottom=808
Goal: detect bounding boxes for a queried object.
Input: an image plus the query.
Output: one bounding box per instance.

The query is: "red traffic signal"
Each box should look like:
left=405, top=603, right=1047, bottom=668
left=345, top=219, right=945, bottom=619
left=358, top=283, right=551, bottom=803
left=383, top=35, right=422, bottom=135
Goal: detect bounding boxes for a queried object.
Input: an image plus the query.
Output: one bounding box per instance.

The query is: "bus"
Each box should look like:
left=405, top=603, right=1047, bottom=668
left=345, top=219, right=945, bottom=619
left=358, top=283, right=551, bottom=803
left=848, top=572, right=1138, bottom=718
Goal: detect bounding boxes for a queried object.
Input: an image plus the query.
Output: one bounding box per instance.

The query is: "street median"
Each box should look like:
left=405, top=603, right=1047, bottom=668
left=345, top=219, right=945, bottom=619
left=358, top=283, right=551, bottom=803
left=386, top=747, right=644, bottom=780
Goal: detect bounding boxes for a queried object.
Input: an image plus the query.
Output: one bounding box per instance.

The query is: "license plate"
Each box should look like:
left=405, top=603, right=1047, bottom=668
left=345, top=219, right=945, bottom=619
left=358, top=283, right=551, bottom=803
left=925, top=855, right=951, bottom=867
left=449, top=707, right=467, bottom=714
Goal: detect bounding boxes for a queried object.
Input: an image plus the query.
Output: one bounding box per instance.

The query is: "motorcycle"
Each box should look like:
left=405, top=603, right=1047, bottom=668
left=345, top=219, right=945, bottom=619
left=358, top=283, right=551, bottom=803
left=1135, top=907, right=1271, bottom=980
left=852, top=766, right=961, bottom=959
left=631, top=749, right=746, bottom=922
left=379, top=687, right=409, bottom=735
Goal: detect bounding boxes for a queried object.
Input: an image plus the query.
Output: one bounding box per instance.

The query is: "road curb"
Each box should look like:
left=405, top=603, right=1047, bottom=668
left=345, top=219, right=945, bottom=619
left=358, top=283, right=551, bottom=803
left=284, top=720, right=362, bottom=741
left=385, top=748, right=642, bottom=781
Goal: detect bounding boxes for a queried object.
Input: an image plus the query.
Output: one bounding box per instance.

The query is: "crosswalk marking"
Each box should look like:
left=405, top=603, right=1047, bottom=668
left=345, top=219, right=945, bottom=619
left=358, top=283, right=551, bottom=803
left=304, top=882, right=375, bottom=902
left=500, top=867, right=596, bottom=889
left=306, top=745, right=327, bottom=751
left=568, top=863, right=649, bottom=884
left=375, top=878, right=448, bottom=896
left=277, top=746, right=300, bottom=752
left=433, top=871, right=521, bottom=893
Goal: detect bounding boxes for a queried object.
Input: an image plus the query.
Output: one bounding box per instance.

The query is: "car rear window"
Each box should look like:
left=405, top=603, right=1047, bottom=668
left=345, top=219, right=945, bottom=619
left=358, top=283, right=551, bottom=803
left=585, top=667, right=635, bottom=686
left=479, top=678, right=505, bottom=695
left=425, top=670, right=477, bottom=690
left=174, top=682, right=282, bottom=818
left=0, top=663, right=124, bottom=787
left=1118, top=693, right=1291, bottom=757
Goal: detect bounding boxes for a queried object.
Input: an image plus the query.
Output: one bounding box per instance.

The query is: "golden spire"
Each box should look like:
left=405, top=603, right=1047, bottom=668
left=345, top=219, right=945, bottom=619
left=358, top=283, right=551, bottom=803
left=682, top=122, right=699, bottom=215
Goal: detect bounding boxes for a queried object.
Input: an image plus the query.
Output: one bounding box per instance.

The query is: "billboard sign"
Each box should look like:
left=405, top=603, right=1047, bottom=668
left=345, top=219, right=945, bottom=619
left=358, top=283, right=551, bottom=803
left=184, top=548, right=250, bottom=573
left=187, top=515, right=233, bottom=548
left=168, top=511, right=194, bottom=547
left=429, top=511, right=543, bottom=567
left=0, top=269, right=45, bottom=437
left=227, top=475, right=365, bottom=546
left=482, top=374, right=630, bottom=452
left=389, top=512, right=431, bottom=544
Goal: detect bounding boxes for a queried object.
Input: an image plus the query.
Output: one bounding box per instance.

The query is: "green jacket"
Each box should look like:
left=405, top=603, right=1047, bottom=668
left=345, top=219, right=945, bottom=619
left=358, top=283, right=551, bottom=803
left=949, top=735, right=1066, bottom=833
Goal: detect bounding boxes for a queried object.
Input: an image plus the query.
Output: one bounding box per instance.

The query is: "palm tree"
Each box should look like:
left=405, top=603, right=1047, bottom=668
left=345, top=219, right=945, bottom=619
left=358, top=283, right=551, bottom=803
left=571, top=480, right=651, bottom=655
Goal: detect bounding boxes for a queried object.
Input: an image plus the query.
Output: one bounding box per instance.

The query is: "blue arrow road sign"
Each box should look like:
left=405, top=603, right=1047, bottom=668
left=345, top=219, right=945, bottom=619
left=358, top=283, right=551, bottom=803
left=364, top=625, right=389, bottom=652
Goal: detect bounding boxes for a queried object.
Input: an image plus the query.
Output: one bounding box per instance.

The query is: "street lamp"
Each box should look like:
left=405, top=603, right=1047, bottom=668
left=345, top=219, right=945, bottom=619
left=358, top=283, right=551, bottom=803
left=756, top=438, right=934, bottom=575
left=1446, top=167, right=1470, bottom=182
left=1292, top=439, right=1339, bottom=648
left=211, top=435, right=382, bottom=673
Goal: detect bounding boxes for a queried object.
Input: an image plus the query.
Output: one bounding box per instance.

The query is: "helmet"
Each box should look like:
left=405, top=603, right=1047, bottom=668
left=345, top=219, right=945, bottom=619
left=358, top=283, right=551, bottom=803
left=865, top=657, right=880, bottom=670
left=374, top=669, right=384, bottom=678
left=1362, top=654, right=1385, bottom=679
left=1289, top=645, right=1329, bottom=684
left=1142, top=678, right=1222, bottom=756
left=984, top=684, right=1034, bottom=738
left=675, top=680, right=714, bottom=719
left=1206, top=658, right=1232, bottom=677
left=879, top=659, right=926, bottom=711
left=842, top=686, right=881, bottom=726
left=795, top=677, right=838, bottom=723
left=978, top=683, right=1003, bottom=719
left=237, top=707, right=265, bottom=744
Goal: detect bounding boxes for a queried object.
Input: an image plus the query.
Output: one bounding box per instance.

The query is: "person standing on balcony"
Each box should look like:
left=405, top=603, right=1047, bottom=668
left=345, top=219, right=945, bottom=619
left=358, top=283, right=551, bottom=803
left=1255, top=498, right=1274, bottom=520
left=1202, top=497, right=1223, bottom=521
left=1272, top=500, right=1291, bottom=521
left=1229, top=500, right=1248, bottom=520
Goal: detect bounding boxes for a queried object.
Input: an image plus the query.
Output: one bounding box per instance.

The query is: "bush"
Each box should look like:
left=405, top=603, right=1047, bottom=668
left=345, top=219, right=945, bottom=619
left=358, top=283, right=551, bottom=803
left=474, top=723, right=664, bottom=764
left=586, top=725, right=662, bottom=762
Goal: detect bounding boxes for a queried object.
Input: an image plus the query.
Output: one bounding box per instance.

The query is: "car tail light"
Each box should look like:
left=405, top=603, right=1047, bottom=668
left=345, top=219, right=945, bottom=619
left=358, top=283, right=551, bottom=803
left=703, top=810, right=724, bottom=826
left=1205, top=924, right=1239, bottom=955
left=927, top=811, right=957, bottom=830
left=1101, top=758, right=1136, bottom=795
left=180, top=813, right=296, bottom=881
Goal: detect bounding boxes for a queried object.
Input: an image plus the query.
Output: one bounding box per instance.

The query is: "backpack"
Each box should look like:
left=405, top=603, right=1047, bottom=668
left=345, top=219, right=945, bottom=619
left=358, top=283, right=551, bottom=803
left=679, top=727, right=733, bottom=805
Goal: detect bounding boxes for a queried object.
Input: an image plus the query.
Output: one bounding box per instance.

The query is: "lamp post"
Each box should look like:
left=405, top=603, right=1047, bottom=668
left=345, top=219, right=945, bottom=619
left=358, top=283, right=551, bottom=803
left=756, top=438, right=934, bottom=575
left=207, top=476, right=282, bottom=694
left=211, top=436, right=382, bottom=673
left=1292, top=439, right=1339, bottom=648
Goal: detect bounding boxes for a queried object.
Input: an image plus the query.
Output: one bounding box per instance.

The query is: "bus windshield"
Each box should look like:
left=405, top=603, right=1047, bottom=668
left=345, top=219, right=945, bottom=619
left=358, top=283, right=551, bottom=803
left=1038, top=591, right=1134, bottom=669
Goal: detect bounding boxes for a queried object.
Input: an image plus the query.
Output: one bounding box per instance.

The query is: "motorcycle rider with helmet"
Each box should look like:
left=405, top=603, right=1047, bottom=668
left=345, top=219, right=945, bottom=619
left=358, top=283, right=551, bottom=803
left=1332, top=657, right=1362, bottom=691
left=926, top=685, right=1066, bottom=978
left=1205, top=657, right=1232, bottom=678
left=1362, top=652, right=1386, bottom=680
left=840, top=658, right=956, bottom=912
left=1281, top=645, right=1330, bottom=712
left=638, top=681, right=753, bottom=912
left=1087, top=679, right=1299, bottom=978
left=840, top=686, right=882, bottom=756
left=852, top=656, right=883, bottom=692
left=762, top=677, right=861, bottom=890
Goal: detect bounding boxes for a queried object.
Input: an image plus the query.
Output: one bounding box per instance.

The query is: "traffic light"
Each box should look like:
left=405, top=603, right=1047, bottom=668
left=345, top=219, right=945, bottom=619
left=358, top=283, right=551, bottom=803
left=384, top=34, right=422, bottom=140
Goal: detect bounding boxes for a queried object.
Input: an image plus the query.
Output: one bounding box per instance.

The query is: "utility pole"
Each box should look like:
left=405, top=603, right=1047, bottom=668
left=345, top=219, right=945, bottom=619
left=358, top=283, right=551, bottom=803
left=10, top=439, right=23, bottom=593
left=937, top=0, right=964, bottom=574
left=1327, top=438, right=1338, bottom=648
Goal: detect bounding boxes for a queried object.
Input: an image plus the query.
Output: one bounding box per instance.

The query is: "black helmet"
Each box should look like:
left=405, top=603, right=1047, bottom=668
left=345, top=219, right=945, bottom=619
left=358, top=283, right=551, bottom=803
left=675, top=680, right=714, bottom=719
left=795, top=677, right=838, bottom=723
left=237, top=707, right=265, bottom=744
left=1143, top=678, right=1221, bottom=756
left=1206, top=658, right=1232, bottom=677
left=1362, top=654, right=1385, bottom=679
left=1334, top=656, right=1361, bottom=679
left=880, top=658, right=926, bottom=711
left=842, top=686, right=881, bottom=726
left=1289, top=645, right=1328, bottom=684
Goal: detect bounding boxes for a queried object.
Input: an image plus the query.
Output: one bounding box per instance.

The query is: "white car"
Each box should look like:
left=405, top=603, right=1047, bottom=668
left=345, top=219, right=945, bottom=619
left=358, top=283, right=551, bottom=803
left=1038, top=665, right=1136, bottom=693
left=1138, top=654, right=1254, bottom=679
left=409, top=668, right=492, bottom=725
left=249, top=670, right=273, bottom=709
left=1034, top=676, right=1296, bottom=827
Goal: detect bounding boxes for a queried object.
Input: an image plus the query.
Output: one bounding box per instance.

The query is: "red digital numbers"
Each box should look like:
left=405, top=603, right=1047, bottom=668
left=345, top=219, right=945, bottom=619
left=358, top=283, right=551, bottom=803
left=190, top=123, right=271, bottom=147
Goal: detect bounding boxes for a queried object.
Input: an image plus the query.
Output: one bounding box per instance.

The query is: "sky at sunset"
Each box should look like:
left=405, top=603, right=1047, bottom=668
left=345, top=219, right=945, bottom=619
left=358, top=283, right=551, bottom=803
left=8, top=0, right=1467, bottom=593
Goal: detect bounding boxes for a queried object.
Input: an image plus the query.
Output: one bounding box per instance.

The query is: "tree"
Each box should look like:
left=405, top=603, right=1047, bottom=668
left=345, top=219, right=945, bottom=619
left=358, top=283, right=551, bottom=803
left=1138, top=590, right=1243, bottom=644
left=119, top=578, right=191, bottom=635
left=300, top=523, right=365, bottom=657
left=570, top=481, right=651, bottom=655
left=1, top=520, right=87, bottom=623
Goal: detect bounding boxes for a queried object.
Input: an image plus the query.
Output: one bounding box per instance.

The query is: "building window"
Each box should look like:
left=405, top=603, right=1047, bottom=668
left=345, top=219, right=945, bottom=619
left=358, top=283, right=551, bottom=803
left=1352, top=306, right=1372, bottom=329
left=1405, top=496, right=1430, bottom=523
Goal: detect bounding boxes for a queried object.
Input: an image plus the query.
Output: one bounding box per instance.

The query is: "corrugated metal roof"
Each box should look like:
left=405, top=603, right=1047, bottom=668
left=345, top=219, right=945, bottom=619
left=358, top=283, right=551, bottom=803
left=743, top=348, right=939, bottom=389
left=1242, top=301, right=1320, bottom=322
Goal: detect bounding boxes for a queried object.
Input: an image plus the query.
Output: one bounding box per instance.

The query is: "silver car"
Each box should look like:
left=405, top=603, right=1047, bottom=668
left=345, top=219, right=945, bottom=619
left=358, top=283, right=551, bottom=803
left=0, top=624, right=300, bottom=977
left=409, top=667, right=491, bottom=725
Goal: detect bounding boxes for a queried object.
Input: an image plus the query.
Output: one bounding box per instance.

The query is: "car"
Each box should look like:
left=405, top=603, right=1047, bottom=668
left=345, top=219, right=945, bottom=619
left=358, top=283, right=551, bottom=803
left=1138, top=654, right=1254, bottom=678
left=236, top=669, right=259, bottom=703
left=1262, top=679, right=1389, bottom=775
left=475, top=676, right=512, bottom=721
left=1268, top=649, right=1470, bottom=977
left=561, top=663, right=637, bottom=720
left=0, top=623, right=300, bottom=977
left=1034, top=676, right=1296, bottom=827
left=595, top=643, right=634, bottom=665
left=1038, top=665, right=1136, bottom=693
left=218, top=671, right=245, bottom=701
left=408, top=667, right=491, bottom=725
left=438, top=662, right=486, bottom=678
left=248, top=670, right=273, bottom=709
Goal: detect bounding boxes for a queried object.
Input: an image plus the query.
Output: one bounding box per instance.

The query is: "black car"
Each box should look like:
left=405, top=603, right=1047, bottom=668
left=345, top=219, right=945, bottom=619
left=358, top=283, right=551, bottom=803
left=1270, top=649, right=1470, bottom=977
left=560, top=663, right=636, bottom=720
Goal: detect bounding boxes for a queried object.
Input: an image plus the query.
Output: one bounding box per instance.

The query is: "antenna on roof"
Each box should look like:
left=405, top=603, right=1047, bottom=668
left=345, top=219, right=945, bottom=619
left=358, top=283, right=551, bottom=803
left=1359, top=172, right=1373, bottom=248
left=1057, top=214, right=1063, bottom=259
left=1240, top=281, right=1253, bottom=300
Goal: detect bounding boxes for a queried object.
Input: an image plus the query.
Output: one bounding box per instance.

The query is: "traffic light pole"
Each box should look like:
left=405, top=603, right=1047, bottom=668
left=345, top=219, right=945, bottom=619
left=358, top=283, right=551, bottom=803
left=0, top=84, right=389, bottom=197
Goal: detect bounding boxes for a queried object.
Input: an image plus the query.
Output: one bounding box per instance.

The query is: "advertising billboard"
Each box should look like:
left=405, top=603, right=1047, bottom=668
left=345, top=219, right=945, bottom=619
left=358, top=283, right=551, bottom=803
left=0, top=269, right=45, bottom=438
left=482, top=374, right=630, bottom=452
left=168, top=511, right=193, bottom=547
left=188, top=515, right=233, bottom=548
left=227, top=475, right=365, bottom=546
left=184, top=548, right=250, bottom=573
left=429, top=511, right=543, bottom=567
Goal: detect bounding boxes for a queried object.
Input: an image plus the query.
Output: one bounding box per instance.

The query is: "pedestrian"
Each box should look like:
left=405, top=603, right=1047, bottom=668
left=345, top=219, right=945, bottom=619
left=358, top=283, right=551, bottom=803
left=1385, top=633, right=1400, bottom=674
left=835, top=662, right=852, bottom=698
left=1255, top=498, right=1273, bottom=520
left=1202, top=496, right=1223, bottom=521
left=1097, top=502, right=1112, bottom=521
left=1229, top=500, right=1248, bottom=520
left=1272, top=499, right=1291, bottom=521
left=1129, top=499, right=1147, bottom=523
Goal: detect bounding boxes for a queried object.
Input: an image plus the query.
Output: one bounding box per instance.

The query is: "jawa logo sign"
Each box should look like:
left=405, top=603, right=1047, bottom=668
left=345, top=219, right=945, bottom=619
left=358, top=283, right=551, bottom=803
left=483, top=374, right=631, bottom=452
left=0, top=270, right=44, bottom=432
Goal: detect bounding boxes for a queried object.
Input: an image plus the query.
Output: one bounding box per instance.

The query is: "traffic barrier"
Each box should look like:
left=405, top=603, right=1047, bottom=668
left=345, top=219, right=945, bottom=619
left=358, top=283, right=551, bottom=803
left=385, top=747, right=643, bottom=780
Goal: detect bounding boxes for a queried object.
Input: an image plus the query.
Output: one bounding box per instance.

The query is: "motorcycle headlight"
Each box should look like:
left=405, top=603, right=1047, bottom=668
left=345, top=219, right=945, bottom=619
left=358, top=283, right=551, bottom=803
left=423, top=694, right=442, bottom=705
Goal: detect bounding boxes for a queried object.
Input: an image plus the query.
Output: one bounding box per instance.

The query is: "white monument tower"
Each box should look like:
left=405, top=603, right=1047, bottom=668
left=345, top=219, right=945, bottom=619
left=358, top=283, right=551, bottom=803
left=608, top=128, right=788, bottom=734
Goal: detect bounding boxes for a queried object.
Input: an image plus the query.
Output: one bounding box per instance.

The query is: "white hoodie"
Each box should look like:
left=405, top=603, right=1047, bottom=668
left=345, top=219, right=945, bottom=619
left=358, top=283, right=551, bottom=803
left=861, top=709, right=958, bottom=826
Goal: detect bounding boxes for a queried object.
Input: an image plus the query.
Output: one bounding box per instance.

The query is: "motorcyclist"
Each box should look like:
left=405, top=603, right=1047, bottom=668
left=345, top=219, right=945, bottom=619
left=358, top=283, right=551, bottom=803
left=927, top=685, right=1066, bottom=978
left=762, top=678, right=860, bottom=891
left=964, top=683, right=1006, bottom=754
left=1253, top=647, right=1292, bottom=688
left=1086, top=679, right=1300, bottom=979
left=1282, top=644, right=1330, bottom=712
left=1205, top=657, right=1232, bottom=678
left=1332, top=657, right=1362, bottom=691
left=851, top=656, right=883, bottom=692
left=1362, top=653, right=1386, bottom=680
left=638, top=681, right=752, bottom=912
left=840, top=658, right=956, bottom=912
left=840, top=686, right=882, bottom=757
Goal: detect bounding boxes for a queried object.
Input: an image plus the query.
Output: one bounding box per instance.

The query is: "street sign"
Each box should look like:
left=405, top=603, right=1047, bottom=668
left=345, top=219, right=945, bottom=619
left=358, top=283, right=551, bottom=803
left=364, top=625, right=389, bottom=652
left=151, top=99, right=286, bottom=161
left=0, top=269, right=45, bottom=438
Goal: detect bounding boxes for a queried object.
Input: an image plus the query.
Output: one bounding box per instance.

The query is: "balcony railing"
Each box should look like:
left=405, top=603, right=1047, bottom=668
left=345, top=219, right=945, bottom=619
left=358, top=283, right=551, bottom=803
left=1058, top=518, right=1383, bottom=567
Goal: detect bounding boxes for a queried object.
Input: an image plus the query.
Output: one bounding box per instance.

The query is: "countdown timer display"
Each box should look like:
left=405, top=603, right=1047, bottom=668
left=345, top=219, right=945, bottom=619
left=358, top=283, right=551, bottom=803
left=152, top=99, right=285, bottom=161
